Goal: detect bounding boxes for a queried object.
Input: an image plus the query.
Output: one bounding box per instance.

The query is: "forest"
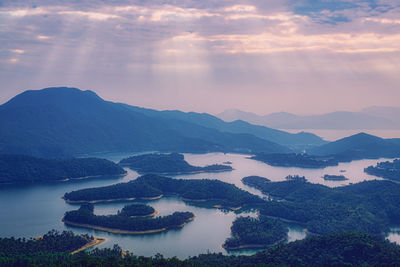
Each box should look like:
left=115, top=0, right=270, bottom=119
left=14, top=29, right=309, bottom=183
left=364, top=159, right=400, bottom=181
left=0, top=230, right=91, bottom=257
left=63, top=203, right=194, bottom=233
left=1, top=231, right=400, bottom=266
left=118, top=204, right=156, bottom=217
left=243, top=176, right=400, bottom=235
left=0, top=154, right=126, bottom=184
left=251, top=153, right=338, bottom=168
left=119, top=153, right=232, bottom=174
left=223, top=216, right=288, bottom=250
left=64, top=174, right=263, bottom=208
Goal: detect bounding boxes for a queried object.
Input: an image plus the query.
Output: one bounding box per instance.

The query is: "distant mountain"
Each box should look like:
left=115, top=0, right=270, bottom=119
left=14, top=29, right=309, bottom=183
left=125, top=107, right=326, bottom=151
left=309, top=132, right=400, bottom=160
left=0, top=87, right=297, bottom=157
left=217, top=107, right=400, bottom=130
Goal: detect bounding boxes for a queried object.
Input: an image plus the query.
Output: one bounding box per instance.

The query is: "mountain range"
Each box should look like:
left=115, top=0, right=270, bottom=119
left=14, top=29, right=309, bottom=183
left=0, top=87, right=327, bottom=158
left=217, top=107, right=400, bottom=130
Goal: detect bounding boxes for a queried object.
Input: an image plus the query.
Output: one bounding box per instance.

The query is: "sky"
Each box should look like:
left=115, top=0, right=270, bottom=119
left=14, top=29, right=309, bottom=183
left=1, top=0, right=399, bottom=115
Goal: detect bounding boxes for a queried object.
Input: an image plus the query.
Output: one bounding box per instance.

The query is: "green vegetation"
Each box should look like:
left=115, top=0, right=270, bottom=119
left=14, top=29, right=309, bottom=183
left=285, top=175, right=307, bottom=182
left=64, top=174, right=263, bottom=208
left=243, top=176, right=400, bottom=235
left=251, top=153, right=338, bottom=168
left=223, top=216, right=288, bottom=250
left=0, top=230, right=91, bottom=257
left=119, top=153, right=232, bottom=174
left=365, top=159, right=400, bottom=181
left=63, top=203, right=194, bottom=233
left=1, top=232, right=400, bottom=266
left=0, top=87, right=292, bottom=158
left=118, top=204, right=156, bottom=217
left=0, top=154, right=126, bottom=184
left=323, top=174, right=348, bottom=181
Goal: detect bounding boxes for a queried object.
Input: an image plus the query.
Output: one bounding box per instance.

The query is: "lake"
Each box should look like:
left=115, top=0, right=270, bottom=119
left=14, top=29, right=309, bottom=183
left=0, top=152, right=395, bottom=258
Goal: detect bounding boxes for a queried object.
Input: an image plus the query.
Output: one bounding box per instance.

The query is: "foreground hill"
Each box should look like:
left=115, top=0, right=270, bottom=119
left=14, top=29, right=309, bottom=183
left=0, top=154, right=126, bottom=184
left=0, top=87, right=291, bottom=158
left=1, top=231, right=399, bottom=266
left=309, top=132, right=400, bottom=160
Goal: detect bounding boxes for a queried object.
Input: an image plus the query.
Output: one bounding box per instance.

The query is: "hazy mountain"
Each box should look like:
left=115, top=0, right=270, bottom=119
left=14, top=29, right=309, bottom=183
left=217, top=108, right=400, bottom=130
left=309, top=132, right=400, bottom=159
left=124, top=107, right=327, bottom=151
left=0, top=87, right=294, bottom=157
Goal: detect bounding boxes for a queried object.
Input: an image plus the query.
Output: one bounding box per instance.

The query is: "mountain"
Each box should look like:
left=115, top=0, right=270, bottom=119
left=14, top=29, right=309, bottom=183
left=0, top=87, right=295, bottom=157
left=124, top=107, right=326, bottom=150
left=309, top=132, right=400, bottom=160
left=217, top=108, right=400, bottom=130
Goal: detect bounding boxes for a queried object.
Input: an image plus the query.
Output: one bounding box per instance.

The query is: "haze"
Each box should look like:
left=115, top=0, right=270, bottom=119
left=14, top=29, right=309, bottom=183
left=1, top=0, right=399, bottom=114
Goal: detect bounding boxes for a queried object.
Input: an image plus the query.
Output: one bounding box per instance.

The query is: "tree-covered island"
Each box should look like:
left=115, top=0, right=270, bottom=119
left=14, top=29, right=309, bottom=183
left=250, top=153, right=338, bottom=169
left=119, top=153, right=233, bottom=174
left=223, top=216, right=288, bottom=250
left=118, top=204, right=156, bottom=217
left=364, top=159, right=400, bottom=182
left=63, top=203, right=194, bottom=234
left=63, top=174, right=263, bottom=209
left=0, top=154, right=126, bottom=184
left=323, top=174, right=348, bottom=181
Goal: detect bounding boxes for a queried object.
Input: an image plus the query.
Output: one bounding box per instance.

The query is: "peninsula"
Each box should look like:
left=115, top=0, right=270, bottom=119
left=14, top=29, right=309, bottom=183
left=250, top=153, right=338, bottom=169
left=63, top=174, right=263, bottom=209
left=364, top=159, right=400, bottom=182
left=223, top=216, right=288, bottom=250
left=0, top=154, right=126, bottom=184
left=119, top=153, right=232, bottom=174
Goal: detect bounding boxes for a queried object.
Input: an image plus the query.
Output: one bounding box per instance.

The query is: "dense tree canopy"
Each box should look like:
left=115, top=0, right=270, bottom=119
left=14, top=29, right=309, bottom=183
left=365, top=159, right=400, bottom=181
left=0, top=154, right=126, bottom=184
left=243, top=177, right=400, bottom=235
left=64, top=174, right=263, bottom=208
left=63, top=203, right=194, bottom=233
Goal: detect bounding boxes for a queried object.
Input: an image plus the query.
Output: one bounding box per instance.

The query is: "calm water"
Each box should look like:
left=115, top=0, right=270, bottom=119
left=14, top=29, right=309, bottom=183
left=0, top=152, right=396, bottom=258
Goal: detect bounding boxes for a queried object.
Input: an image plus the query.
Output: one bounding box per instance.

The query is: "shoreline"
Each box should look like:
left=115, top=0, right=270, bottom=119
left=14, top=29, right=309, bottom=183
left=120, top=167, right=233, bottom=175
left=130, top=210, right=158, bottom=218
left=71, top=237, right=107, bottom=254
left=223, top=236, right=287, bottom=251
left=62, top=215, right=195, bottom=235
left=64, top=194, right=163, bottom=204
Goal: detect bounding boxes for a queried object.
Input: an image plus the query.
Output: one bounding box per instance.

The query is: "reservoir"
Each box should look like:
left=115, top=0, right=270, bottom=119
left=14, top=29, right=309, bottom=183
left=0, top=152, right=393, bottom=258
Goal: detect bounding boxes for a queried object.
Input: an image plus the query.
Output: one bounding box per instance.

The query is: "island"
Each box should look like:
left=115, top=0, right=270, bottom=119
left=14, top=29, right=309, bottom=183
left=364, top=159, right=400, bottom=182
left=323, top=174, right=348, bottom=181
left=63, top=174, right=264, bottom=209
left=223, top=216, right=288, bottom=250
left=250, top=153, right=338, bottom=169
left=242, top=176, right=400, bottom=235
left=0, top=154, right=126, bottom=184
left=118, top=204, right=157, bottom=217
left=63, top=203, right=194, bottom=234
left=119, top=153, right=233, bottom=174
left=285, top=175, right=307, bottom=182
